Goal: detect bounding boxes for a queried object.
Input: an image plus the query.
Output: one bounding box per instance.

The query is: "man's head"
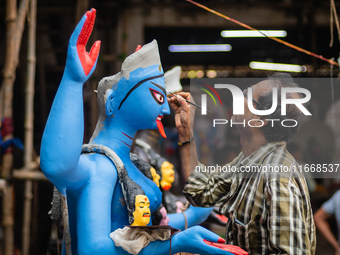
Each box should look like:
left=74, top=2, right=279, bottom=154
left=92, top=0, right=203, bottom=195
left=233, top=73, right=306, bottom=142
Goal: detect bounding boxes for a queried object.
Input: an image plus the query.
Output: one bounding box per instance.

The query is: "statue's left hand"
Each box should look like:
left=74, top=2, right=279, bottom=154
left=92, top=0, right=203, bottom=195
left=64, top=8, right=101, bottom=83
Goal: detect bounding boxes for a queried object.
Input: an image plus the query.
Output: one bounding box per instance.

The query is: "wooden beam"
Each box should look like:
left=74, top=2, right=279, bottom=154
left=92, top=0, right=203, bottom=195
left=13, top=170, right=47, bottom=181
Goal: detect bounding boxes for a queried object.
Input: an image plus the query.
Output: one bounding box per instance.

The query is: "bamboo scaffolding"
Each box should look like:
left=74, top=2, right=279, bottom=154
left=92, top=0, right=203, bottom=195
left=13, top=170, right=47, bottom=180
left=22, top=0, right=37, bottom=254
left=61, top=194, right=72, bottom=255
left=2, top=0, right=30, bottom=254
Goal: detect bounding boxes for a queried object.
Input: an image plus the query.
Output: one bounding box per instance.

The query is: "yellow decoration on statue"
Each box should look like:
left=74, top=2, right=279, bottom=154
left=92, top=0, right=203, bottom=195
left=131, top=195, right=151, bottom=226
left=150, top=167, right=160, bottom=187
left=160, top=161, right=175, bottom=191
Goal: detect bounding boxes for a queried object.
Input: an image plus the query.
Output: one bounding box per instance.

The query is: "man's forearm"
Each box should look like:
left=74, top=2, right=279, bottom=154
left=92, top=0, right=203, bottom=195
left=315, top=218, right=339, bottom=250
left=179, top=132, right=198, bottom=182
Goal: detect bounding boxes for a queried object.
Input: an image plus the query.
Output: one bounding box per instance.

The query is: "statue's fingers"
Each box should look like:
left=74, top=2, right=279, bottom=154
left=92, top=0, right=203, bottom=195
left=82, top=9, right=96, bottom=47
left=69, top=12, right=88, bottom=46
left=89, top=40, right=101, bottom=63
left=204, top=241, right=248, bottom=255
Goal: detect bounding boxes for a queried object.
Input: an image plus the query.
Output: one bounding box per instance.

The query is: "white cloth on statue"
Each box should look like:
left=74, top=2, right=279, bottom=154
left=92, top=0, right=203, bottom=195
left=110, top=226, right=171, bottom=255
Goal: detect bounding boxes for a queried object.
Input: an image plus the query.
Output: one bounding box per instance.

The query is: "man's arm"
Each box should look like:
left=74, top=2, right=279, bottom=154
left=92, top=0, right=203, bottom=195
left=168, top=93, right=233, bottom=207
left=314, top=191, right=340, bottom=255
left=168, top=92, right=198, bottom=181
left=314, top=208, right=339, bottom=255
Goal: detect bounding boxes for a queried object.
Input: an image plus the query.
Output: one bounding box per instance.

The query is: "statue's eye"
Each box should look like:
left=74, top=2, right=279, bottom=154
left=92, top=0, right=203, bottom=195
left=149, top=88, right=164, bottom=105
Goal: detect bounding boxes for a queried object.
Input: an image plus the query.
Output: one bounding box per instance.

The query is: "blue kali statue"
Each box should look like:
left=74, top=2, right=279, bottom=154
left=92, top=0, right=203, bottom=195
left=40, top=9, right=232, bottom=255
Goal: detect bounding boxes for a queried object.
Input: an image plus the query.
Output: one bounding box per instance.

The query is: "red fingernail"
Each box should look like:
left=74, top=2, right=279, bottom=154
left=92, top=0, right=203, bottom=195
left=203, top=239, right=212, bottom=245
left=217, top=237, right=225, bottom=243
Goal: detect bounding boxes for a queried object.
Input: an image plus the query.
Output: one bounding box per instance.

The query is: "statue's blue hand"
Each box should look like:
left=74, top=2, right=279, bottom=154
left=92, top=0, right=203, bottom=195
left=64, top=8, right=101, bottom=83
left=173, top=226, right=233, bottom=255
left=168, top=205, right=213, bottom=230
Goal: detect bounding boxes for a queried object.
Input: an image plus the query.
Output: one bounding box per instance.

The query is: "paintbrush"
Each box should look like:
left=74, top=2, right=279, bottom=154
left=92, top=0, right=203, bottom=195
left=166, top=90, right=212, bottom=113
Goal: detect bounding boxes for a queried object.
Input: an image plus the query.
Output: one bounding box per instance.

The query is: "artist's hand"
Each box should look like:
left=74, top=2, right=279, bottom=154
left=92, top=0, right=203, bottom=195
left=64, top=8, right=101, bottom=83
left=335, top=246, right=340, bottom=255
left=173, top=226, right=233, bottom=255
left=168, top=92, right=195, bottom=142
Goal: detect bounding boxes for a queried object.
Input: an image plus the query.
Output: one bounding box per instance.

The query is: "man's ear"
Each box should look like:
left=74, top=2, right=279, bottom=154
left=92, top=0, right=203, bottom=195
left=259, top=118, right=268, bottom=127
left=250, top=118, right=267, bottom=128
left=105, top=90, right=115, bottom=116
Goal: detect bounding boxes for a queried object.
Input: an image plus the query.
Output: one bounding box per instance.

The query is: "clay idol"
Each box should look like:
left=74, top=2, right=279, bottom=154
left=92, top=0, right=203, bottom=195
left=41, top=9, right=234, bottom=255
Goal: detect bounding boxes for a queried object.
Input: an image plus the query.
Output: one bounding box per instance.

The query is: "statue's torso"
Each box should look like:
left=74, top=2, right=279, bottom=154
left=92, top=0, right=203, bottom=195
left=66, top=152, right=162, bottom=253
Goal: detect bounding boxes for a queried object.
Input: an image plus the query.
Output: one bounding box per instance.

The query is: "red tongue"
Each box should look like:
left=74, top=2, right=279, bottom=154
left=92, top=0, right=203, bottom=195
left=156, top=119, right=166, bottom=138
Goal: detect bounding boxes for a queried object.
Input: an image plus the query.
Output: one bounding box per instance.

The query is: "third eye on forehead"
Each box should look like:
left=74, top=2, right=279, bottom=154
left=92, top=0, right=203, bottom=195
left=150, top=81, right=166, bottom=95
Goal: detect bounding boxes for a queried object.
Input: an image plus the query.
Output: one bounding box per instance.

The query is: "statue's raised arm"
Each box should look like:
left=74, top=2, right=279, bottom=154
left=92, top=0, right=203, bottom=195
left=40, top=9, right=101, bottom=194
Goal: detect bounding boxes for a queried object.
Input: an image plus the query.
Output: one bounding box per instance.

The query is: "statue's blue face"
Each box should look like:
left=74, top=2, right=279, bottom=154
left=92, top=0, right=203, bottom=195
left=114, top=65, right=170, bottom=137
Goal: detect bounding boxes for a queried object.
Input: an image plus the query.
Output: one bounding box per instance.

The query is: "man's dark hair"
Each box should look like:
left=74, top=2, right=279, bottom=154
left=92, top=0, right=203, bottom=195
left=256, top=73, right=306, bottom=142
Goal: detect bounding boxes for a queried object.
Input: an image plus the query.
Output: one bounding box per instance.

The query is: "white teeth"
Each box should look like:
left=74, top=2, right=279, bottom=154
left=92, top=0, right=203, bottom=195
left=157, top=117, right=161, bottom=120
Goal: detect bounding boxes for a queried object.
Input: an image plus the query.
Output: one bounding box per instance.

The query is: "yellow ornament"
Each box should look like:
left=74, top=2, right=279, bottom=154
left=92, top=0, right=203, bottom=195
left=131, top=195, right=151, bottom=226
left=160, top=161, right=175, bottom=191
left=150, top=167, right=160, bottom=187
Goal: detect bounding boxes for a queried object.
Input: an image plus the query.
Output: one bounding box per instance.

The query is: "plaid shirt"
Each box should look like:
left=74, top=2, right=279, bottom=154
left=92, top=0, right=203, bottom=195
left=183, top=141, right=316, bottom=255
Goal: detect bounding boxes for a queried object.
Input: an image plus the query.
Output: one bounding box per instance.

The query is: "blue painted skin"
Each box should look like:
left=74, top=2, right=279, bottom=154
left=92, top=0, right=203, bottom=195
left=40, top=9, right=232, bottom=255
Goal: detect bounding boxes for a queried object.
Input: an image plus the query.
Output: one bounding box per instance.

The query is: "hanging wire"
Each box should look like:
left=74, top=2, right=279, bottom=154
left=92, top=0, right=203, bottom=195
left=186, top=0, right=339, bottom=66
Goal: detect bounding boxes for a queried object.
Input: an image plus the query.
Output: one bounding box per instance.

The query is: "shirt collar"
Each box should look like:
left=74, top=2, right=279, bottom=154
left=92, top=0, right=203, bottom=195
left=239, top=141, right=286, bottom=167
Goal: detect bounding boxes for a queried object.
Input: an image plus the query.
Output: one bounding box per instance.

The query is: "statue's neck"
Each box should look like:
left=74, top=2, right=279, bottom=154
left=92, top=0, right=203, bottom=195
left=91, top=117, right=137, bottom=160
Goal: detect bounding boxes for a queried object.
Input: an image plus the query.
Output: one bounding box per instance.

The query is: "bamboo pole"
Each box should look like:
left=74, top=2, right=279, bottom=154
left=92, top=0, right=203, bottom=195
left=22, top=0, right=37, bottom=254
left=2, top=0, right=30, bottom=110
left=61, top=194, right=72, bottom=255
left=75, top=0, right=89, bottom=23
left=13, top=170, right=47, bottom=180
left=2, top=184, right=14, bottom=255
left=2, top=0, right=30, bottom=254
left=37, top=37, right=47, bottom=124
left=22, top=181, right=33, bottom=255
left=0, top=88, right=3, bottom=121
left=24, top=0, right=36, bottom=173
